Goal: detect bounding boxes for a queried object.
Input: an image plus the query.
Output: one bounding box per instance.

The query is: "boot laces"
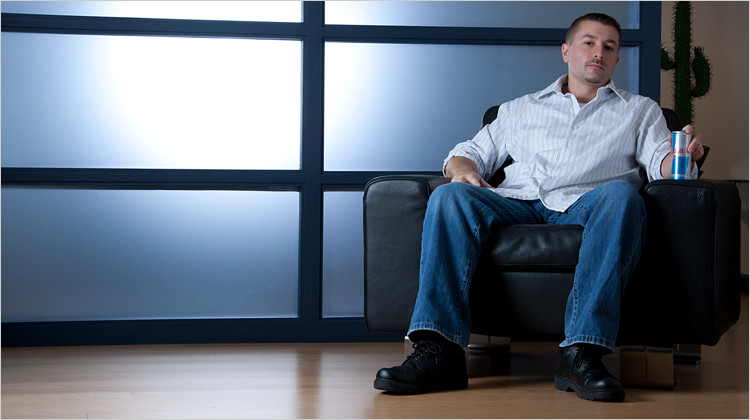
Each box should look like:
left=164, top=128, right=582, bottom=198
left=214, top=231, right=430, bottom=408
left=404, top=340, right=442, bottom=366
left=575, top=346, right=606, bottom=370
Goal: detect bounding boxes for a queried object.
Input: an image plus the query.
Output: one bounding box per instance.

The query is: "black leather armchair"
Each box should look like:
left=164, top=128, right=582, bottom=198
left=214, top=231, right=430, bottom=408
left=363, top=108, right=741, bottom=356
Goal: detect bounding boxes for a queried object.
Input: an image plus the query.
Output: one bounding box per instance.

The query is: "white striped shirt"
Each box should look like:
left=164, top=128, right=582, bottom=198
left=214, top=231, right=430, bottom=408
left=445, top=75, right=675, bottom=212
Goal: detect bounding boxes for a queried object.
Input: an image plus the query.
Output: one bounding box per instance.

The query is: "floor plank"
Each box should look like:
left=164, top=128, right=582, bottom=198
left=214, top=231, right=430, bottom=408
left=3, top=294, right=747, bottom=419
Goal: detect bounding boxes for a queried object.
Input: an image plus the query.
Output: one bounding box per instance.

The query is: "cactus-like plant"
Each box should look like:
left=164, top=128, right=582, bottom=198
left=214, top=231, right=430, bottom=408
left=661, top=1, right=712, bottom=125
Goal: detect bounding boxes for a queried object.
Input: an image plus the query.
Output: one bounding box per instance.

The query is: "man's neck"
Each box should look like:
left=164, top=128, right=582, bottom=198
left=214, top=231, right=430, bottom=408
left=563, top=77, right=609, bottom=104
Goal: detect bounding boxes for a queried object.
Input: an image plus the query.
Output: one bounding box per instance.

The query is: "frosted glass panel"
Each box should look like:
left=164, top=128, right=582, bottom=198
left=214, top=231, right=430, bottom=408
left=326, top=1, right=639, bottom=29
left=325, top=43, right=638, bottom=171
left=2, top=33, right=302, bottom=169
left=2, top=1, right=302, bottom=22
left=322, top=191, right=364, bottom=318
left=1, top=188, right=300, bottom=322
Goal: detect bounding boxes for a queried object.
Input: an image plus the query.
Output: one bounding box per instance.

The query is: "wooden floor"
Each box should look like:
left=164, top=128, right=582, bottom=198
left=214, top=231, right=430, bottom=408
left=3, top=294, right=747, bottom=419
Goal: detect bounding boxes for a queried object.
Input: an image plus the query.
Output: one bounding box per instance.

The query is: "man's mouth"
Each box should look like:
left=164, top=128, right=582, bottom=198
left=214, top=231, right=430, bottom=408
left=586, top=60, right=606, bottom=71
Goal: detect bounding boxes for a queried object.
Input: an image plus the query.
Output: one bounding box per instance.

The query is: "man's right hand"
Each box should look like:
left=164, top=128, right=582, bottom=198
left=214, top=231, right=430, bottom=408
left=444, top=156, right=494, bottom=188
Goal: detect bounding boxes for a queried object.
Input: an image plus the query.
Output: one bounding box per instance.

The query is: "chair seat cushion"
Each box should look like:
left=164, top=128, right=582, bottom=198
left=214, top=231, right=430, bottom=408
left=482, top=224, right=583, bottom=272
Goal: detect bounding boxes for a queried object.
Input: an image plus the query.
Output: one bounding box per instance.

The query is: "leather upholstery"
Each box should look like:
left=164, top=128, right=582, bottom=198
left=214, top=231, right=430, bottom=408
left=483, top=224, right=582, bottom=271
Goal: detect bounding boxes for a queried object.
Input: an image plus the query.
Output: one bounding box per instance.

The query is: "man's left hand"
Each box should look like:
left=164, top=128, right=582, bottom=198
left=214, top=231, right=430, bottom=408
left=683, top=124, right=706, bottom=164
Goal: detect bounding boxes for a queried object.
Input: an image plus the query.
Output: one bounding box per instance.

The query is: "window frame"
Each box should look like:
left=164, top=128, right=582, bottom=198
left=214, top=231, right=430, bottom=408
left=0, top=2, right=661, bottom=346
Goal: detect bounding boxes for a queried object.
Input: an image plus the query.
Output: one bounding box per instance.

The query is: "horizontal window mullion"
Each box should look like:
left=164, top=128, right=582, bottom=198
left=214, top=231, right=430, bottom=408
left=324, top=25, right=565, bottom=45
left=2, top=13, right=645, bottom=44
left=0, top=168, right=313, bottom=190
left=323, top=26, right=643, bottom=46
left=0, top=318, right=402, bottom=347
left=1, top=12, right=306, bottom=39
left=0, top=168, right=446, bottom=190
left=321, top=171, right=442, bottom=188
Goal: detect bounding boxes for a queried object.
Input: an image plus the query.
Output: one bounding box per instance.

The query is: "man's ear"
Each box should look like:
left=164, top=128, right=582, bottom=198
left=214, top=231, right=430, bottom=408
left=561, top=43, right=570, bottom=63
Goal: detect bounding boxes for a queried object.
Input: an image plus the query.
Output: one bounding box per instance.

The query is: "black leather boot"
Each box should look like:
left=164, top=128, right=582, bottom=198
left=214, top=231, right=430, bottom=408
left=554, top=344, right=625, bottom=402
left=374, top=335, right=468, bottom=394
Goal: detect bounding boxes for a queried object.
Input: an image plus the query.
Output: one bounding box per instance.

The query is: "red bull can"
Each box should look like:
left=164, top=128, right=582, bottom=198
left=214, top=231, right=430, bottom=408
left=670, top=131, right=692, bottom=180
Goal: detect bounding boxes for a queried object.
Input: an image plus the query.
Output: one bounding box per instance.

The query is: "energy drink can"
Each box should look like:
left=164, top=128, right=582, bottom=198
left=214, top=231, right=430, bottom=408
left=670, top=131, right=692, bottom=180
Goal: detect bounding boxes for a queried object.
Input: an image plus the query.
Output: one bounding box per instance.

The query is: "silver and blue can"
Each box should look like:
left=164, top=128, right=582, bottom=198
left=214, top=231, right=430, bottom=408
left=670, top=131, right=692, bottom=180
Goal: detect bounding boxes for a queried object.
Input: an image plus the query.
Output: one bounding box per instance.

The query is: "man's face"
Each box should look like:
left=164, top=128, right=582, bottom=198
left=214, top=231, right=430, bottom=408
left=561, top=20, right=620, bottom=88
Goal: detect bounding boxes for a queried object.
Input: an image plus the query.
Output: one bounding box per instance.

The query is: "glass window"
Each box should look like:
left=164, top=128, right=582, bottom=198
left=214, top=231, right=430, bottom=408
left=1, top=187, right=300, bottom=322
left=324, top=42, right=638, bottom=171
left=322, top=191, right=364, bottom=318
left=1, top=32, right=302, bottom=169
left=326, top=1, right=639, bottom=29
left=1, top=1, right=302, bottom=22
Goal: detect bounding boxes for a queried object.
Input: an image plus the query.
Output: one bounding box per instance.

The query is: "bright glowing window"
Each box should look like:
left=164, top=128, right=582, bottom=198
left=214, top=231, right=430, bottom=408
left=326, top=1, right=639, bottom=29
left=322, top=191, right=365, bottom=318
left=2, top=32, right=302, bottom=169
left=1, top=1, right=302, bottom=22
left=1, top=187, right=300, bottom=322
left=324, top=42, right=638, bottom=171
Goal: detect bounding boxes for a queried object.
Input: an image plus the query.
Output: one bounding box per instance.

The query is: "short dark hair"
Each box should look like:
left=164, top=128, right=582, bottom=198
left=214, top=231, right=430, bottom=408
left=565, top=13, right=622, bottom=46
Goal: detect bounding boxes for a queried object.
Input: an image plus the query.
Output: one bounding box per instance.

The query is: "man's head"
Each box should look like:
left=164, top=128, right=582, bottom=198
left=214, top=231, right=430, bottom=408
left=562, top=13, right=621, bottom=91
left=565, top=13, right=621, bottom=49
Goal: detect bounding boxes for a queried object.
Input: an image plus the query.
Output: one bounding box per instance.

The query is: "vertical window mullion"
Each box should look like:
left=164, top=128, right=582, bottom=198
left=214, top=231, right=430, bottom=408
left=298, top=1, right=325, bottom=326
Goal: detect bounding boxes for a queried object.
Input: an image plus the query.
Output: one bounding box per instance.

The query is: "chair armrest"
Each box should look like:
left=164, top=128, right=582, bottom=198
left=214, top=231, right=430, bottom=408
left=363, top=175, right=449, bottom=332
left=623, top=179, right=742, bottom=346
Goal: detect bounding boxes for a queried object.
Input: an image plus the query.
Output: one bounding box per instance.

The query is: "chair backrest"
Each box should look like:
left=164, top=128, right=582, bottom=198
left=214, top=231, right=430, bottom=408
left=661, top=107, right=681, bottom=132
left=482, top=105, right=500, bottom=128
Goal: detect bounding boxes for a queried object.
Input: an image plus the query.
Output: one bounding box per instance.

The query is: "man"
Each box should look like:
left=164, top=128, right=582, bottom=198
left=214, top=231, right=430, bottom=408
left=373, top=13, right=706, bottom=402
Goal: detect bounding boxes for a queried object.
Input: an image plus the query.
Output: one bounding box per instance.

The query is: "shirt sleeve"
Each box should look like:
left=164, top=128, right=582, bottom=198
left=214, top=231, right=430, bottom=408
left=635, top=100, right=672, bottom=182
left=443, top=103, right=512, bottom=180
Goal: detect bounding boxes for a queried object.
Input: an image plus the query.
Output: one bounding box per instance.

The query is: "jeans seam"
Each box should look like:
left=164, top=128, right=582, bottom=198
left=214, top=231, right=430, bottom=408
left=616, top=214, right=647, bottom=281
left=567, top=227, right=588, bottom=330
left=452, top=204, right=496, bottom=342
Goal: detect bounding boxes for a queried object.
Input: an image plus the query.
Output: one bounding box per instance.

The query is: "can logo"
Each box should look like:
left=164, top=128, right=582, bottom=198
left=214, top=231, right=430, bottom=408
left=670, top=131, right=692, bottom=180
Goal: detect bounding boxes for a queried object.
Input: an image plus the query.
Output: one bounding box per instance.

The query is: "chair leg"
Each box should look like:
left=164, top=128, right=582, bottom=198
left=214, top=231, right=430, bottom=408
left=467, top=335, right=511, bottom=377
left=674, top=343, right=702, bottom=363
left=619, top=346, right=676, bottom=389
left=467, top=334, right=511, bottom=354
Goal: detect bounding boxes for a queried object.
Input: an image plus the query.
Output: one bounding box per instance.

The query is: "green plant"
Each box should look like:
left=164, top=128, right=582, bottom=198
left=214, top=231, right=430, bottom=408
left=661, top=1, right=712, bottom=126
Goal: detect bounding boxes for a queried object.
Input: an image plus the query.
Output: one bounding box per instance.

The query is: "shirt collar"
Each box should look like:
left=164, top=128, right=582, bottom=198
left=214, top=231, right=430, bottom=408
left=537, top=75, right=628, bottom=102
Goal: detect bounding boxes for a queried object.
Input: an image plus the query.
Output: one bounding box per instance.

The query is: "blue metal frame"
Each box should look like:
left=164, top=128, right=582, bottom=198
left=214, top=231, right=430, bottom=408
left=1, top=2, right=661, bottom=346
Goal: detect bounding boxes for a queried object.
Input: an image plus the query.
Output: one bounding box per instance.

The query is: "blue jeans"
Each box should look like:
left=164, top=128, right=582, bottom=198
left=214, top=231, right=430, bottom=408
left=408, top=180, right=647, bottom=351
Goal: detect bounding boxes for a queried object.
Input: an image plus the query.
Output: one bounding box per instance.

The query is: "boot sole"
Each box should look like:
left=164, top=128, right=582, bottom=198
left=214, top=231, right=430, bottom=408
left=374, top=375, right=468, bottom=395
left=554, top=375, right=625, bottom=402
